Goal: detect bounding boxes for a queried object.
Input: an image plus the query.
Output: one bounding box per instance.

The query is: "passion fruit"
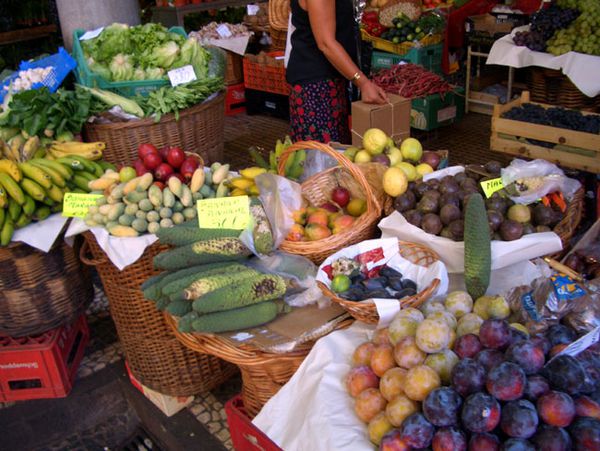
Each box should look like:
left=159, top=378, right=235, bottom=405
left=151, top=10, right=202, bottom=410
left=507, top=204, right=532, bottom=223
left=500, top=219, right=524, bottom=241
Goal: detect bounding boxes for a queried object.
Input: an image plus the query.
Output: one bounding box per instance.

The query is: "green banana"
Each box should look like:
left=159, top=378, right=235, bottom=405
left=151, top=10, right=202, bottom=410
left=287, top=149, right=306, bottom=180
left=33, top=205, right=51, bottom=221
left=7, top=197, right=21, bottom=221
left=72, top=175, right=92, bottom=192
left=0, top=207, right=5, bottom=230
left=15, top=212, right=31, bottom=228
left=98, top=161, right=117, bottom=172
left=56, top=156, right=86, bottom=172
left=45, top=184, right=64, bottom=203
left=88, top=160, right=104, bottom=178
left=249, top=147, right=270, bottom=170
left=32, top=158, right=73, bottom=179
left=22, top=195, right=36, bottom=216
left=0, top=172, right=25, bottom=205
left=1, top=217, right=14, bottom=246
left=20, top=178, right=46, bottom=201
left=77, top=171, right=97, bottom=183
left=29, top=160, right=66, bottom=187
left=18, top=162, right=52, bottom=189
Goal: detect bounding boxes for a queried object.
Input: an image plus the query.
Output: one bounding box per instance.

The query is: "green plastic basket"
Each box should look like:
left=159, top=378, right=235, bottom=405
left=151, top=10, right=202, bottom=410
left=72, top=27, right=187, bottom=98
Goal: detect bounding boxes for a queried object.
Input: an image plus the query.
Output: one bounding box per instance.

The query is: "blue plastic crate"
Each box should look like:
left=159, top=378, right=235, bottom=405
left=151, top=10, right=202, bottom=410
left=0, top=48, right=77, bottom=103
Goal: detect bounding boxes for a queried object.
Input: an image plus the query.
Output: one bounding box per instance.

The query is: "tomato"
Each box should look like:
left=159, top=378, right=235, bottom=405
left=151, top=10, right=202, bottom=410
left=138, top=143, right=158, bottom=160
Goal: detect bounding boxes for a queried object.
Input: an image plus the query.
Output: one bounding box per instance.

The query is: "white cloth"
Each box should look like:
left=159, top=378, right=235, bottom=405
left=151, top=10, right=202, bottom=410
left=284, top=13, right=295, bottom=68
left=12, top=214, right=69, bottom=252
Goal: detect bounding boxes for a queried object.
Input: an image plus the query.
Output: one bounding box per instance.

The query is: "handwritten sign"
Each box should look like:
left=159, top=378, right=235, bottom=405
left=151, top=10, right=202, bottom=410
left=197, top=196, right=250, bottom=230
left=167, top=65, right=197, bottom=87
left=480, top=178, right=504, bottom=198
left=62, top=193, right=102, bottom=218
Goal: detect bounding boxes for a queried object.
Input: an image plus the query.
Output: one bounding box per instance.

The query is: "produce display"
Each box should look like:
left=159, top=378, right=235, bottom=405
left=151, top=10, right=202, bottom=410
left=346, top=291, right=600, bottom=449
left=2, top=67, right=54, bottom=95
left=248, top=135, right=305, bottom=181
left=372, top=64, right=454, bottom=99
left=564, top=234, right=600, bottom=280
left=379, top=13, right=445, bottom=45
left=83, top=143, right=232, bottom=236
left=189, top=22, right=250, bottom=42
left=512, top=4, right=579, bottom=53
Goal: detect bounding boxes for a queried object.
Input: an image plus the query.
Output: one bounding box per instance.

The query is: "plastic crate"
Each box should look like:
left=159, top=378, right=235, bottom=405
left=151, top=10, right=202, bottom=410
left=0, top=47, right=77, bottom=103
left=371, top=44, right=443, bottom=74
left=242, top=52, right=288, bottom=96
left=225, top=82, right=246, bottom=116
left=225, top=395, right=281, bottom=451
left=72, top=27, right=187, bottom=98
left=361, top=29, right=443, bottom=56
left=0, top=315, right=89, bottom=402
left=245, top=88, right=289, bottom=119
left=411, top=87, right=465, bottom=131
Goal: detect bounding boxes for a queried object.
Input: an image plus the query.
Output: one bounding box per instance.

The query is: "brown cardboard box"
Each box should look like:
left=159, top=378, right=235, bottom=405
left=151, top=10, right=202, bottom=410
left=351, top=94, right=411, bottom=147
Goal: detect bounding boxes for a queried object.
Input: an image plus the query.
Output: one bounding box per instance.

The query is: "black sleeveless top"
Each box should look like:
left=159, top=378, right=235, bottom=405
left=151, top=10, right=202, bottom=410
left=286, top=0, right=358, bottom=85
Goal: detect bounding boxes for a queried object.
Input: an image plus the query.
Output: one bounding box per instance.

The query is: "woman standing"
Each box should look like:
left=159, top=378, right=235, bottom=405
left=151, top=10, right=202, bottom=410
left=286, top=0, right=388, bottom=143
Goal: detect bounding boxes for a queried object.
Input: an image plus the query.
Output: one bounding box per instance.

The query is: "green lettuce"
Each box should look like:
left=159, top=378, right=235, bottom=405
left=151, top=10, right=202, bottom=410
left=87, top=57, right=112, bottom=81
left=149, top=41, right=180, bottom=68
left=109, top=54, right=134, bottom=81
left=83, top=23, right=132, bottom=64
left=145, top=67, right=166, bottom=80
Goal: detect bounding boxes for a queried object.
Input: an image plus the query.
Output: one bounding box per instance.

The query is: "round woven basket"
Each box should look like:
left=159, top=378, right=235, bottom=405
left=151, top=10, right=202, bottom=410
left=80, top=233, right=237, bottom=396
left=165, top=313, right=353, bottom=417
left=277, top=141, right=382, bottom=264
left=268, top=0, right=290, bottom=31
left=0, top=235, right=93, bottom=337
left=83, top=92, right=226, bottom=166
left=318, top=240, right=441, bottom=324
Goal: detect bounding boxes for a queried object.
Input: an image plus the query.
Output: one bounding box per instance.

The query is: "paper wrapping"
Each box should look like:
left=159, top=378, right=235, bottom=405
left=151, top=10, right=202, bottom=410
left=11, top=213, right=69, bottom=252
left=486, top=25, right=600, bottom=97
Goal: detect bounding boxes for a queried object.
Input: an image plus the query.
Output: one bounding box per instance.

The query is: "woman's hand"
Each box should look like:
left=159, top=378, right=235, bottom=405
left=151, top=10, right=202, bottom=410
left=360, top=79, right=388, bottom=104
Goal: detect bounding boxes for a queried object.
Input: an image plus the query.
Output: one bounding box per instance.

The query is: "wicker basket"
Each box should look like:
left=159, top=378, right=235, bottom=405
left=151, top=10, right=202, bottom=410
left=83, top=92, right=226, bottom=166
left=318, top=240, right=441, bottom=324
left=278, top=141, right=382, bottom=264
left=269, top=28, right=287, bottom=52
left=165, top=313, right=353, bottom=417
left=0, top=236, right=93, bottom=337
left=268, top=0, right=290, bottom=31
left=527, top=68, right=599, bottom=112
left=225, top=51, right=244, bottom=86
left=80, top=233, right=237, bottom=396
left=550, top=187, right=585, bottom=258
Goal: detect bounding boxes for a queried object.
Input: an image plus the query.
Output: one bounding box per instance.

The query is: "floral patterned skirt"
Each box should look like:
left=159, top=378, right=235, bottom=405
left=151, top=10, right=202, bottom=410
left=288, top=78, right=351, bottom=144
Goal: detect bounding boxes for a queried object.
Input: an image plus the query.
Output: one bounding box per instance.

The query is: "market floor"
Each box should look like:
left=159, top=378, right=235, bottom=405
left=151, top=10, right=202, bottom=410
left=0, top=111, right=504, bottom=451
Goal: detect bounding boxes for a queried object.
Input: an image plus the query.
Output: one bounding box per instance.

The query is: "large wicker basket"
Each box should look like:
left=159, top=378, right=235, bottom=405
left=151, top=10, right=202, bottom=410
left=165, top=313, right=353, bottom=417
left=527, top=67, right=599, bottom=112
left=318, top=240, right=441, bottom=324
left=80, top=233, right=237, bottom=396
left=0, top=235, right=93, bottom=337
left=277, top=141, right=382, bottom=264
left=83, top=92, right=226, bottom=166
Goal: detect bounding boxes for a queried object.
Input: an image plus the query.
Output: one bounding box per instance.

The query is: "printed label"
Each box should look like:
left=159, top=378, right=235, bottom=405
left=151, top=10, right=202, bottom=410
left=555, top=326, right=600, bottom=359
left=437, top=105, right=457, bottom=123
left=550, top=274, right=586, bottom=303
left=521, top=290, right=540, bottom=322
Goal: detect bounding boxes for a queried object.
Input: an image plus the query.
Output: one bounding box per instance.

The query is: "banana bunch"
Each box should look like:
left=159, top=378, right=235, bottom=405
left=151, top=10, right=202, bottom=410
left=0, top=134, right=43, bottom=163
left=249, top=136, right=306, bottom=181
left=46, top=141, right=105, bottom=161
left=0, top=155, right=115, bottom=246
left=228, top=167, right=266, bottom=197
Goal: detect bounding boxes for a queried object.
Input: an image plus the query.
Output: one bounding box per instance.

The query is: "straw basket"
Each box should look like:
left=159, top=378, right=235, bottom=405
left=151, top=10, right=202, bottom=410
left=278, top=141, right=382, bottom=264
left=83, top=92, right=226, bottom=166
left=318, top=240, right=441, bottom=324
left=268, top=0, right=290, bottom=31
left=165, top=313, right=353, bottom=417
left=80, top=233, right=237, bottom=396
left=0, top=235, right=93, bottom=337
left=550, top=187, right=585, bottom=258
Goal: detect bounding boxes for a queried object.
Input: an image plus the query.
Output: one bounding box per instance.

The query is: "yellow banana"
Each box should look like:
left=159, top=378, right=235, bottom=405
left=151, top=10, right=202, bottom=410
left=8, top=135, right=24, bottom=161
left=29, top=160, right=66, bottom=188
left=248, top=184, right=260, bottom=196
left=31, top=158, right=73, bottom=179
left=0, top=172, right=25, bottom=205
left=18, top=162, right=53, bottom=189
left=230, top=188, right=248, bottom=196
left=229, top=177, right=255, bottom=190
left=45, top=184, right=64, bottom=203
left=20, top=178, right=46, bottom=201
left=240, top=167, right=267, bottom=180
left=0, top=159, right=22, bottom=182
left=49, top=141, right=105, bottom=160
left=20, top=136, right=40, bottom=162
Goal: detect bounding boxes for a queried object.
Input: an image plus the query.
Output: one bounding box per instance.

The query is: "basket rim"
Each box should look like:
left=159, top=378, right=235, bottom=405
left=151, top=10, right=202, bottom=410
left=268, top=0, right=290, bottom=31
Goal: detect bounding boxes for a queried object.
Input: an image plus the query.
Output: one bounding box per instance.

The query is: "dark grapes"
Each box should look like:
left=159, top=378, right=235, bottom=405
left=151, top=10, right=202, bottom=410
left=512, top=4, right=580, bottom=52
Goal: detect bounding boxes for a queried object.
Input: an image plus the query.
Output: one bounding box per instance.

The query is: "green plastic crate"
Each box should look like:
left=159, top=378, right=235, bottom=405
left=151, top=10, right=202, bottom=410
left=371, top=44, right=443, bottom=74
left=410, top=87, right=465, bottom=131
left=72, top=27, right=187, bottom=98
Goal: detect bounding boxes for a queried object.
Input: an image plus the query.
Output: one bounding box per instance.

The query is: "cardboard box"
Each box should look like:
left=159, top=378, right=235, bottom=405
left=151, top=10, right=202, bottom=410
left=125, top=361, right=194, bottom=417
left=351, top=94, right=411, bottom=147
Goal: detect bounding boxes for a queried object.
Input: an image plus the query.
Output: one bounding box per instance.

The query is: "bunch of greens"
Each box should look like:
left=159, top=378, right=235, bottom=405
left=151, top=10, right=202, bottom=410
left=81, top=23, right=211, bottom=83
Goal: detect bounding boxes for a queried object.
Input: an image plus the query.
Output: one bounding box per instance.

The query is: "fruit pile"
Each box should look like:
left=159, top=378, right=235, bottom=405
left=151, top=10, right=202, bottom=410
left=286, top=186, right=365, bottom=242
left=547, top=0, right=600, bottom=56
left=564, top=236, right=600, bottom=280
left=248, top=136, right=305, bottom=182
left=392, top=166, right=566, bottom=241
left=512, top=4, right=579, bottom=52
left=134, top=143, right=204, bottom=184
left=379, top=13, right=445, bottom=44
left=347, top=291, right=600, bottom=449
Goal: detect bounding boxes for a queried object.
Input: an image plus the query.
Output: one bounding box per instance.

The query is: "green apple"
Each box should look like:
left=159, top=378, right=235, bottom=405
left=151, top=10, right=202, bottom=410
left=119, top=166, right=137, bottom=183
left=354, top=150, right=372, bottom=163
left=400, top=137, right=423, bottom=162
left=362, top=128, right=388, bottom=155
left=386, top=147, right=403, bottom=166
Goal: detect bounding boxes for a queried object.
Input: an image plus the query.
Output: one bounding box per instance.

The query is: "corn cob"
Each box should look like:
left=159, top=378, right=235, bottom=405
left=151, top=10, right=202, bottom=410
left=165, top=300, right=193, bottom=317
left=192, top=274, right=287, bottom=314
left=155, top=296, right=171, bottom=311
left=156, top=223, right=241, bottom=247
left=162, top=262, right=249, bottom=300
left=183, top=267, right=261, bottom=301
left=153, top=237, right=252, bottom=270
left=141, top=271, right=171, bottom=301
left=178, top=311, right=200, bottom=333
left=250, top=198, right=274, bottom=255
left=191, top=301, right=285, bottom=333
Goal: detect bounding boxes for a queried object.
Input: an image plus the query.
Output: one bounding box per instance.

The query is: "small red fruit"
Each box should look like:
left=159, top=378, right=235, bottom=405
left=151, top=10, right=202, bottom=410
left=331, top=186, right=351, bottom=208
left=143, top=152, right=163, bottom=170
left=153, top=181, right=165, bottom=190
left=155, top=163, right=175, bottom=182
left=138, top=143, right=158, bottom=160
left=166, top=147, right=186, bottom=169
left=320, top=202, right=339, bottom=213
left=171, top=173, right=185, bottom=183
left=180, top=157, right=200, bottom=179
left=133, top=158, right=150, bottom=176
left=158, top=146, right=170, bottom=161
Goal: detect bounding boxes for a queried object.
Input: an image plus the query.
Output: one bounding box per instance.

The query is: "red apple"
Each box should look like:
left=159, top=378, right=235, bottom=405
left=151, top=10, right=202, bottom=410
left=331, top=186, right=351, bottom=208
left=180, top=157, right=200, bottom=179
left=133, top=158, right=150, bottom=176
left=158, top=146, right=170, bottom=161
left=155, top=163, right=174, bottom=182
left=320, top=202, right=339, bottom=213
left=153, top=181, right=165, bottom=190
left=138, top=143, right=158, bottom=160
left=143, top=152, right=163, bottom=170
left=167, top=147, right=186, bottom=169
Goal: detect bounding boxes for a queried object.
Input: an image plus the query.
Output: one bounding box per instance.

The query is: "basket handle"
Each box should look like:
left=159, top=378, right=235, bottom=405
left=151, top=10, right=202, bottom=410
left=79, top=239, right=108, bottom=266
left=277, top=141, right=380, bottom=214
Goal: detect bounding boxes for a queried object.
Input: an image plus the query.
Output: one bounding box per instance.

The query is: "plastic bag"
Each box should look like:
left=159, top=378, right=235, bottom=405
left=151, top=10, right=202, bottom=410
left=565, top=277, right=600, bottom=334
left=299, top=148, right=341, bottom=182
left=205, top=45, right=226, bottom=79
left=501, top=159, right=581, bottom=205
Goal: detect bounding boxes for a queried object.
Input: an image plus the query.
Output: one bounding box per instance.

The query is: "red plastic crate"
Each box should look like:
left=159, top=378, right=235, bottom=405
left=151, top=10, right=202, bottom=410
left=0, top=314, right=89, bottom=402
left=225, top=394, right=282, bottom=451
left=243, top=52, right=289, bottom=96
left=226, top=83, right=246, bottom=116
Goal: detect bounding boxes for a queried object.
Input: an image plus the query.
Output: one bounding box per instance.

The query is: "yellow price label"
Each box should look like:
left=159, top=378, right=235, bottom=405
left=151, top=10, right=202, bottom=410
left=62, top=193, right=103, bottom=218
left=197, top=196, right=250, bottom=230
left=480, top=178, right=504, bottom=198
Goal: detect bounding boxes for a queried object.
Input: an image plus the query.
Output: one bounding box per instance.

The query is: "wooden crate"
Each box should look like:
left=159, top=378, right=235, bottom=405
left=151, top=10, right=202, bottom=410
left=491, top=92, right=600, bottom=174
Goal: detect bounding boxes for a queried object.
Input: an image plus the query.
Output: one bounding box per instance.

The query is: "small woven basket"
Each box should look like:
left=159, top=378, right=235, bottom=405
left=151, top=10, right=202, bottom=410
left=0, top=235, right=93, bottom=337
left=80, top=233, right=237, bottom=396
left=165, top=313, right=353, bottom=417
left=278, top=141, right=382, bottom=264
left=550, top=187, right=585, bottom=258
left=318, top=240, right=441, bottom=324
left=83, top=92, right=226, bottom=166
left=268, top=0, right=290, bottom=31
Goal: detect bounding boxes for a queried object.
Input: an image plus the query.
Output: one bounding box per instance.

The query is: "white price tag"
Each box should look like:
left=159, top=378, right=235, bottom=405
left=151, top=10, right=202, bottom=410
left=555, top=326, right=600, bottom=359
left=247, top=4, right=260, bottom=15
left=167, top=65, right=197, bottom=87
left=79, top=27, right=104, bottom=41
left=216, top=24, right=233, bottom=39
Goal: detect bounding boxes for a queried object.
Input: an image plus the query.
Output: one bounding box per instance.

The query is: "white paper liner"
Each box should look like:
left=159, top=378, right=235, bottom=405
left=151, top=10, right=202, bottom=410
left=11, top=213, right=68, bottom=252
